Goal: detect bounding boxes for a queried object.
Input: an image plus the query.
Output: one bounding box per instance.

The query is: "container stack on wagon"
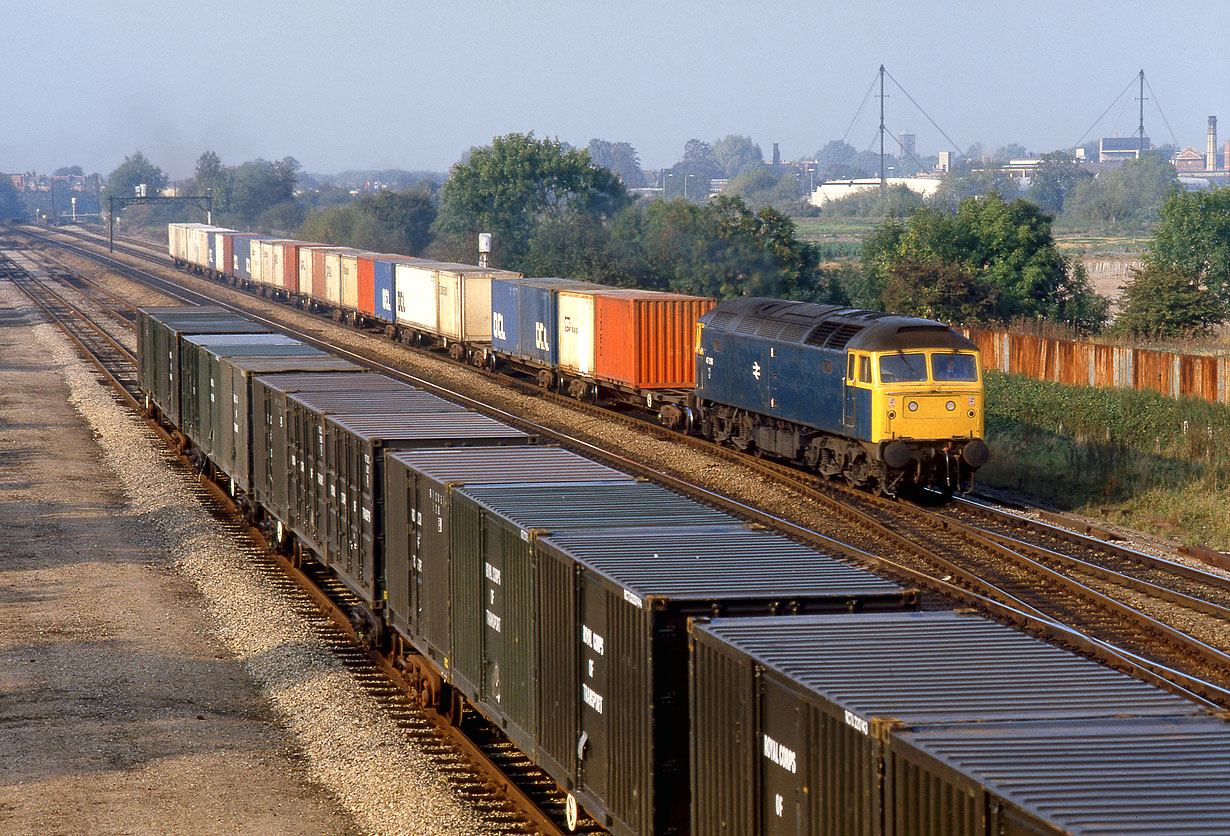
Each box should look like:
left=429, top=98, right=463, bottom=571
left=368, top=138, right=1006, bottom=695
left=688, top=611, right=1225, bottom=836
left=152, top=231, right=1229, bottom=832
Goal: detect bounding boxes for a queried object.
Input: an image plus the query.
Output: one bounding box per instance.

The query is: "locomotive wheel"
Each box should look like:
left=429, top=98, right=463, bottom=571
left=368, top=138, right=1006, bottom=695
left=730, top=413, right=756, bottom=453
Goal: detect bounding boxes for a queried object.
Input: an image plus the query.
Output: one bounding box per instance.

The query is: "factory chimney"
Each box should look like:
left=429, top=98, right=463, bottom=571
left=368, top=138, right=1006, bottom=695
left=1208, top=116, right=1218, bottom=172
left=772, top=142, right=781, bottom=166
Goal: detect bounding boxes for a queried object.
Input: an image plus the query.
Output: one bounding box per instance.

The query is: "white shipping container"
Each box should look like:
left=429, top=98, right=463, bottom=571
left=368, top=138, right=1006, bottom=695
left=193, top=224, right=211, bottom=264
left=298, top=246, right=316, bottom=294
left=167, top=223, right=183, bottom=260
left=187, top=226, right=199, bottom=264
left=340, top=253, right=361, bottom=311
left=394, top=262, right=438, bottom=332
left=270, top=242, right=286, bottom=289
left=258, top=239, right=287, bottom=287
left=323, top=250, right=347, bottom=307
left=436, top=269, right=496, bottom=341
left=558, top=290, right=596, bottom=376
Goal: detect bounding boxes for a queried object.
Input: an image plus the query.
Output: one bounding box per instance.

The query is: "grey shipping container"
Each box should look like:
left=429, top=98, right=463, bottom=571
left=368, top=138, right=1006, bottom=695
left=135, top=305, right=224, bottom=395
left=286, top=388, right=470, bottom=561
left=250, top=371, right=405, bottom=533
left=315, top=412, right=533, bottom=606
left=383, top=446, right=635, bottom=665
left=885, top=716, right=1230, bottom=836
left=138, top=309, right=268, bottom=426
left=217, top=354, right=360, bottom=498
left=178, top=333, right=311, bottom=456
left=445, top=482, right=911, bottom=836
left=688, top=611, right=1204, bottom=836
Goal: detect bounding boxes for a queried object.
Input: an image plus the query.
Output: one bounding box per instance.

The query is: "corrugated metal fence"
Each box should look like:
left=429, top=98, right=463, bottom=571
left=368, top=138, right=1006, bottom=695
left=964, top=329, right=1230, bottom=406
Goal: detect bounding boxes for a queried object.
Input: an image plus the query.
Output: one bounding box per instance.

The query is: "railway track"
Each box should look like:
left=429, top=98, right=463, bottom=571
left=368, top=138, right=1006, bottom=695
left=14, top=223, right=1230, bottom=711
left=0, top=235, right=588, bottom=836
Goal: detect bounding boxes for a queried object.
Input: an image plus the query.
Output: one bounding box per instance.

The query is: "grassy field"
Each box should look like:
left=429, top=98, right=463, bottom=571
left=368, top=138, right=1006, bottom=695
left=977, top=371, right=1230, bottom=550
left=790, top=217, right=881, bottom=244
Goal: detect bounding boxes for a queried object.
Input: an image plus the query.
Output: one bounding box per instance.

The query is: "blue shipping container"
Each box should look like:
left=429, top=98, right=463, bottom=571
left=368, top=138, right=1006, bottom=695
left=372, top=258, right=402, bottom=324
left=493, top=278, right=601, bottom=369
left=490, top=278, right=524, bottom=360
left=208, top=230, right=225, bottom=271
left=232, top=235, right=262, bottom=280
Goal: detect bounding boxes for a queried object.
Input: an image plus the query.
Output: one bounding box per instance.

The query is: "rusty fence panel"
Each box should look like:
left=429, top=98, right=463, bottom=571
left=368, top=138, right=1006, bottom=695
left=966, top=328, right=1229, bottom=407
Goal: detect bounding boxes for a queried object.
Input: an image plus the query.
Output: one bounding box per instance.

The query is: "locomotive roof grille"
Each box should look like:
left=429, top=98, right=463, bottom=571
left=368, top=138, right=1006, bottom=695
left=701, top=297, right=976, bottom=352
left=824, top=323, right=865, bottom=350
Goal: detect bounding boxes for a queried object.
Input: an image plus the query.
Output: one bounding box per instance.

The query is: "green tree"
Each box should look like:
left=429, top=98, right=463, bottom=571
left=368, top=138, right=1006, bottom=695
left=680, top=139, right=723, bottom=178
left=229, top=157, right=299, bottom=224
left=586, top=139, right=647, bottom=188
left=103, top=151, right=167, bottom=202
left=930, top=163, right=1018, bottom=210
left=0, top=176, right=23, bottom=219
left=814, top=140, right=858, bottom=178
left=1145, top=187, right=1230, bottom=308
left=54, top=165, right=84, bottom=176
left=878, top=257, right=999, bottom=323
left=711, top=135, right=764, bottom=178
left=354, top=188, right=437, bottom=255
left=432, top=132, right=628, bottom=270
left=993, top=142, right=1029, bottom=161
left=724, top=166, right=800, bottom=211
left=1064, top=154, right=1179, bottom=225
left=863, top=193, right=1109, bottom=328
left=1115, top=264, right=1225, bottom=338
left=1026, top=151, right=1092, bottom=214
left=190, top=150, right=231, bottom=215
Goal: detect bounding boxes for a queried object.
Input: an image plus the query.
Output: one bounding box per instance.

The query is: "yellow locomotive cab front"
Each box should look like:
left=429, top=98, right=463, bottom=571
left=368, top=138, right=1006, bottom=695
left=872, top=350, right=984, bottom=443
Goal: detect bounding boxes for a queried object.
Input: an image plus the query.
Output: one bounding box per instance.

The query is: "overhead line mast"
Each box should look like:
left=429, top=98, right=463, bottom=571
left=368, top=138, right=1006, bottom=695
left=1137, top=69, right=1147, bottom=155
left=878, top=64, right=887, bottom=188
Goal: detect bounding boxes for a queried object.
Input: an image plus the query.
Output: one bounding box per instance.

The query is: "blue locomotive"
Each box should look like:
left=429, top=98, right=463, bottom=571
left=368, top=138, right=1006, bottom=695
left=690, top=297, right=989, bottom=494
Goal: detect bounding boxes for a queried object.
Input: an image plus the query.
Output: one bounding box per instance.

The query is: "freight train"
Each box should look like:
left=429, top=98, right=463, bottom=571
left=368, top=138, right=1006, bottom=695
left=166, top=223, right=988, bottom=495
left=135, top=304, right=1229, bottom=836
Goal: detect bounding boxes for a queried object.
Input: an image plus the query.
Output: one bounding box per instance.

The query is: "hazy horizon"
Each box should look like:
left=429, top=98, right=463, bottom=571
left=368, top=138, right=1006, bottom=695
left=4, top=0, right=1227, bottom=180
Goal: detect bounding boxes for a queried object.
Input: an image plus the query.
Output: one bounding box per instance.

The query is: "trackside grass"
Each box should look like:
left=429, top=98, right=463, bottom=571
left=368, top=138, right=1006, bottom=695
left=977, top=371, right=1230, bottom=551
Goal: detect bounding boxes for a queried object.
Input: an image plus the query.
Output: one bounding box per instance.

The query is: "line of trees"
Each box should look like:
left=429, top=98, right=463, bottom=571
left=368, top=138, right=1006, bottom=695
left=92, top=136, right=1227, bottom=339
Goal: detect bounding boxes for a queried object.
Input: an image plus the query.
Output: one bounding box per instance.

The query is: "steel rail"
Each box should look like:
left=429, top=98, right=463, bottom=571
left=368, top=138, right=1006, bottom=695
left=18, top=223, right=1230, bottom=709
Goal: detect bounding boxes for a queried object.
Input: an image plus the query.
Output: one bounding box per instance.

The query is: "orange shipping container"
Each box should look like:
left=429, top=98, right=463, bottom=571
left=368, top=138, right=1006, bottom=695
left=592, top=290, right=715, bottom=389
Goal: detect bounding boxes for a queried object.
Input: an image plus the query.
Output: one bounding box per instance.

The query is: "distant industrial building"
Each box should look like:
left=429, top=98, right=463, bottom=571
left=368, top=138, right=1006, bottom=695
left=808, top=176, right=942, bottom=207
left=1098, top=136, right=1151, bottom=163
left=1172, top=146, right=1207, bottom=172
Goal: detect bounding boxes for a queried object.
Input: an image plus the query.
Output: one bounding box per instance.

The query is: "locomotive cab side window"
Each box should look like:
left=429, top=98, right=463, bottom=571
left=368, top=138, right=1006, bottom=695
left=858, top=356, right=872, bottom=384
left=932, top=353, right=979, bottom=382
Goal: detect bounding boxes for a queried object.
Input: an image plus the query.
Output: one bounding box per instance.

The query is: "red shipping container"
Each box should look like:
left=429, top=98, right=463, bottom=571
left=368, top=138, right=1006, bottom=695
left=592, top=290, right=715, bottom=389
left=279, top=242, right=315, bottom=294
left=217, top=231, right=238, bottom=277
left=356, top=254, right=409, bottom=317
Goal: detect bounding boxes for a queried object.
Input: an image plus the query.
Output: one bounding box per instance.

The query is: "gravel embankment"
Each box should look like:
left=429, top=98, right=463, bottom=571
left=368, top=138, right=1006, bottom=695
left=0, top=275, right=495, bottom=836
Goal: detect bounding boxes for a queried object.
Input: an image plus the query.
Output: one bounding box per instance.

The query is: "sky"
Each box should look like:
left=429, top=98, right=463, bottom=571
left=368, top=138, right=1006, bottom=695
left=3, top=0, right=1228, bottom=180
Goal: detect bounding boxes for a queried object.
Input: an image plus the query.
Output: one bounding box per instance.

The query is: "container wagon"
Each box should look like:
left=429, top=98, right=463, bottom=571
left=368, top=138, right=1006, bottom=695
left=688, top=611, right=1211, bottom=836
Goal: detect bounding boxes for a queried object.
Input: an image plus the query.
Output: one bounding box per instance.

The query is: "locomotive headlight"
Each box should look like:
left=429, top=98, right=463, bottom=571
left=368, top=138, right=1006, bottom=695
left=946, top=400, right=956, bottom=411
left=907, top=401, right=918, bottom=412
